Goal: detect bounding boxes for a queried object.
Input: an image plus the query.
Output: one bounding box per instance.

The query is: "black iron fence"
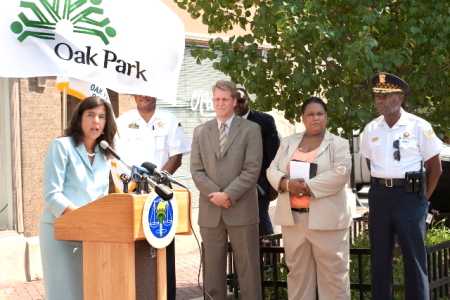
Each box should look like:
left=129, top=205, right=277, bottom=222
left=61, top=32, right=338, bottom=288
left=225, top=234, right=287, bottom=300
left=350, top=240, right=450, bottom=300
left=203, top=217, right=450, bottom=300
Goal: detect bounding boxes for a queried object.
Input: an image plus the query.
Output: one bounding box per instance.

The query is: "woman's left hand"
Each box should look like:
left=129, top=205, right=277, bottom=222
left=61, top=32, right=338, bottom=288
left=62, top=204, right=78, bottom=215
left=289, top=178, right=309, bottom=197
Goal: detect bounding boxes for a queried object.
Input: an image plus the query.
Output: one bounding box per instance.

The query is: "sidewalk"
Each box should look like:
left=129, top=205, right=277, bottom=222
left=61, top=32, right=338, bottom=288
left=0, top=250, right=204, bottom=300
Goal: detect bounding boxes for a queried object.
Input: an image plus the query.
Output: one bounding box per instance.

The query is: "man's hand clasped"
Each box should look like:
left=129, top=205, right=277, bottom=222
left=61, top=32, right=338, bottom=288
left=209, top=192, right=232, bottom=208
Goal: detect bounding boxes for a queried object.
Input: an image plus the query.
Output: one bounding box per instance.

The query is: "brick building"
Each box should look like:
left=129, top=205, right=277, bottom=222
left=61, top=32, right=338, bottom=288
left=0, top=2, right=299, bottom=283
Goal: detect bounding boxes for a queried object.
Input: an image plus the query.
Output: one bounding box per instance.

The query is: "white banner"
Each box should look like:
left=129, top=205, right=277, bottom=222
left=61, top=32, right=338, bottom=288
left=56, top=76, right=110, bottom=101
left=0, top=0, right=185, bottom=104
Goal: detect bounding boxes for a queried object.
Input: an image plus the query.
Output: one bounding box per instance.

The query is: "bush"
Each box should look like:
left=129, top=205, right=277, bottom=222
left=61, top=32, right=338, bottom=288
left=350, top=211, right=450, bottom=300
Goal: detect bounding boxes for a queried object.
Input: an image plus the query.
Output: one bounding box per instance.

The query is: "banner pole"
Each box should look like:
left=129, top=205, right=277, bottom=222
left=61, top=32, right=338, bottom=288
left=62, top=87, right=67, bottom=131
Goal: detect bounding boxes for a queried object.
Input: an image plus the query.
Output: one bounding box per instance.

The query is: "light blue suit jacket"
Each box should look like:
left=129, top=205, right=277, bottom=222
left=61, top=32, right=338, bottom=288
left=39, top=137, right=110, bottom=300
left=41, top=136, right=110, bottom=224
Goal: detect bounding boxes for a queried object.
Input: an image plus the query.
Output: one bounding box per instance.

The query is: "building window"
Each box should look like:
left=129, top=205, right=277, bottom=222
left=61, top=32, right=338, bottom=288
left=0, top=78, right=14, bottom=232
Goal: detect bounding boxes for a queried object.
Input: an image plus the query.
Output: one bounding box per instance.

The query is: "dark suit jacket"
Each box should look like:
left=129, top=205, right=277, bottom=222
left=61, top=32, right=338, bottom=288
left=247, top=110, right=280, bottom=197
left=190, top=117, right=263, bottom=228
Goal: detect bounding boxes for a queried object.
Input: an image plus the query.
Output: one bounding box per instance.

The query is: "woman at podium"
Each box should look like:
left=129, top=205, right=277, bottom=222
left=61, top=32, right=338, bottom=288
left=39, top=97, right=117, bottom=300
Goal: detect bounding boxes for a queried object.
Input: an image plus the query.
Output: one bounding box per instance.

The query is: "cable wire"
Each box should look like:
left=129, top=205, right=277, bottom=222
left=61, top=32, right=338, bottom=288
left=171, top=182, right=213, bottom=300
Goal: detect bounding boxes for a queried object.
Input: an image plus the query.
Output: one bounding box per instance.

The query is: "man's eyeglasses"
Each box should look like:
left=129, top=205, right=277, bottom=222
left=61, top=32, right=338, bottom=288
left=393, top=138, right=401, bottom=162
left=237, top=98, right=246, bottom=104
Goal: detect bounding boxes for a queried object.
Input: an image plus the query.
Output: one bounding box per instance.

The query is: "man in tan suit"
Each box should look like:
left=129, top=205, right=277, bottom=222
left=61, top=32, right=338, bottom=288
left=190, top=80, right=263, bottom=300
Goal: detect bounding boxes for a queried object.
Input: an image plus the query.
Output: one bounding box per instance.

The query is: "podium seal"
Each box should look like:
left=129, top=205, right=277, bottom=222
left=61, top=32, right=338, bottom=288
left=142, top=191, right=178, bottom=249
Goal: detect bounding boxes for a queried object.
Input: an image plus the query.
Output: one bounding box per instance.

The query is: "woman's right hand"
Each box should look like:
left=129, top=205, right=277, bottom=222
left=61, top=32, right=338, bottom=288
left=287, top=178, right=308, bottom=197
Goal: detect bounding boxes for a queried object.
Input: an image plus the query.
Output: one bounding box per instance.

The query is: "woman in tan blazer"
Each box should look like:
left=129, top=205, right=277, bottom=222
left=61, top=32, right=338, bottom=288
left=267, top=97, right=352, bottom=300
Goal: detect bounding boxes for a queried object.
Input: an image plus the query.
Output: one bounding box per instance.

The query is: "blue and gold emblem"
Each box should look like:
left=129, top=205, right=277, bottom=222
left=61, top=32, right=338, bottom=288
left=142, top=192, right=178, bottom=248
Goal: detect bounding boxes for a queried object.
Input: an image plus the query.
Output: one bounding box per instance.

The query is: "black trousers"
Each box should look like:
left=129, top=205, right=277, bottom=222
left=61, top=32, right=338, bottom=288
left=165, top=181, right=176, bottom=300
left=368, top=184, right=429, bottom=300
left=258, top=194, right=275, bottom=237
left=166, top=239, right=176, bottom=300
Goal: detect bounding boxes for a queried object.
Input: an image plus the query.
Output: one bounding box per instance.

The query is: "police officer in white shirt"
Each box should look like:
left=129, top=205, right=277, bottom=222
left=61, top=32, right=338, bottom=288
left=360, top=73, right=442, bottom=300
left=111, top=94, right=191, bottom=300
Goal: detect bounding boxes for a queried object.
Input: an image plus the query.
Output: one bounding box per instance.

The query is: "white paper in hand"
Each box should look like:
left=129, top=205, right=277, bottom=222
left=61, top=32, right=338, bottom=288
left=290, top=160, right=312, bottom=180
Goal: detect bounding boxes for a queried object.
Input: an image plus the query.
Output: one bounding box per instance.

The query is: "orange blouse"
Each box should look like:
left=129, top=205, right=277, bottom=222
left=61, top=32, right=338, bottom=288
left=287, top=147, right=319, bottom=208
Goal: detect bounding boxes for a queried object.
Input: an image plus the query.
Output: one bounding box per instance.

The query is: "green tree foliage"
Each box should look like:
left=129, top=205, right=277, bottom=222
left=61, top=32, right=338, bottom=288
left=175, top=0, right=450, bottom=138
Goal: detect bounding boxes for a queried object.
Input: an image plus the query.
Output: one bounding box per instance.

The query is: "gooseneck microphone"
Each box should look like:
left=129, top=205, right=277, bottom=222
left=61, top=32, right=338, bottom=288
left=99, top=140, right=132, bottom=170
left=143, top=174, right=173, bottom=201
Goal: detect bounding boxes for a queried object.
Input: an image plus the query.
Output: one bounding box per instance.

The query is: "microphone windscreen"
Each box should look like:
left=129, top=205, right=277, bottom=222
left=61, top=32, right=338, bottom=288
left=141, top=162, right=157, bottom=175
left=100, top=140, right=108, bottom=149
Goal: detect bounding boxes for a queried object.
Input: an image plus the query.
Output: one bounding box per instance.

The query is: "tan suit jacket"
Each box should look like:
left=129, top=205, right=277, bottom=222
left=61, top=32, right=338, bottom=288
left=191, top=117, right=263, bottom=228
left=267, top=131, right=352, bottom=230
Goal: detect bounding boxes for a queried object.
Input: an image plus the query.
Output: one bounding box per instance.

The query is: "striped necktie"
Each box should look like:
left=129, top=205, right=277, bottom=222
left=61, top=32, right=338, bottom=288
left=219, top=123, right=227, bottom=154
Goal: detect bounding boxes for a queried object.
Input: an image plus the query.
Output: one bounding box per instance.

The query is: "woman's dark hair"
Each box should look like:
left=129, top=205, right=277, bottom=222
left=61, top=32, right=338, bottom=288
left=64, top=96, right=117, bottom=157
left=301, top=97, right=328, bottom=114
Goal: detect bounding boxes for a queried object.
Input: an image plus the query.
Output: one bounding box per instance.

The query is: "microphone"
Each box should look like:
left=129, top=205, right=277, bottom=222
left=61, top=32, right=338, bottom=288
left=140, top=162, right=157, bottom=176
left=130, top=165, right=150, bottom=194
left=133, top=165, right=173, bottom=200
left=119, top=173, right=131, bottom=193
left=141, top=162, right=184, bottom=187
left=99, top=140, right=132, bottom=170
left=143, top=174, right=173, bottom=201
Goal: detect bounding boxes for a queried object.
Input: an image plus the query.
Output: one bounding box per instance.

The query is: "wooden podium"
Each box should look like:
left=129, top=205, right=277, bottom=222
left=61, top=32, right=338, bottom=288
left=54, top=190, right=191, bottom=300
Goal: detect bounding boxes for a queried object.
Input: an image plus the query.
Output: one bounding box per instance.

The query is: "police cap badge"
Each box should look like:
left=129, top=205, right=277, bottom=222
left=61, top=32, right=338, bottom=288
left=371, top=72, right=409, bottom=94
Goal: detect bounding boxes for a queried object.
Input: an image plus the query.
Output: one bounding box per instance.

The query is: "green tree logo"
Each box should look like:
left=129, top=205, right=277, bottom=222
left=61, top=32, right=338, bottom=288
left=10, top=0, right=116, bottom=45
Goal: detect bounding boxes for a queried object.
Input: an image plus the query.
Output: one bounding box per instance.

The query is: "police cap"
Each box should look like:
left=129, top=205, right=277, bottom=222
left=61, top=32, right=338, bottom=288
left=371, top=72, right=409, bottom=94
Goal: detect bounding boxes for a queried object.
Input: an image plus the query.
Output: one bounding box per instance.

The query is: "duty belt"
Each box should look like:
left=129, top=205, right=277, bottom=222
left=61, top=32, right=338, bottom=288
left=371, top=177, right=405, bottom=187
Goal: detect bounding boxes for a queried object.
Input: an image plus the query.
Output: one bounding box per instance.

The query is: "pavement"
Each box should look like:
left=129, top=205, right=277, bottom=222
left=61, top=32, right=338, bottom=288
left=0, top=187, right=370, bottom=300
left=0, top=250, right=204, bottom=300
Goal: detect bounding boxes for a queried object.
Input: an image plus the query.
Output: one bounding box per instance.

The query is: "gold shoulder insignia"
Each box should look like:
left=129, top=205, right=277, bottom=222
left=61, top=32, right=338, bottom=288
left=422, top=127, right=436, bottom=139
